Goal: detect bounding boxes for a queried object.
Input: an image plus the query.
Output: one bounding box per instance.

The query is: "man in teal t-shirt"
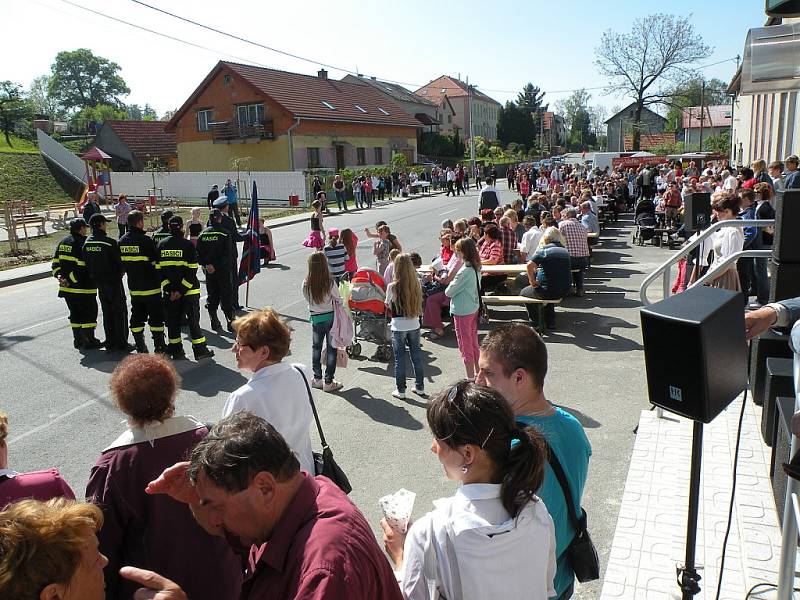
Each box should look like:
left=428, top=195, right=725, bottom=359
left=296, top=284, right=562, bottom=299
left=477, top=323, right=592, bottom=600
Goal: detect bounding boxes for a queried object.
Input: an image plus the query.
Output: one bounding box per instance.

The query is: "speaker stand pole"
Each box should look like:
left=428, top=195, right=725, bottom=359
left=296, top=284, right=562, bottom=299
left=678, top=420, right=703, bottom=599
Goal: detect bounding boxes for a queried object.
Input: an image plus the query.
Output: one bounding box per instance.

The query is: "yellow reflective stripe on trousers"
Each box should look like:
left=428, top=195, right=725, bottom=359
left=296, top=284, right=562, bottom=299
left=191, top=337, right=206, bottom=345
left=81, top=323, right=98, bottom=328
left=59, top=287, right=97, bottom=294
left=130, top=326, right=145, bottom=333
left=130, top=288, right=161, bottom=296
left=184, top=288, right=200, bottom=296
left=168, top=337, right=182, bottom=344
left=149, top=326, right=165, bottom=332
left=70, top=323, right=81, bottom=329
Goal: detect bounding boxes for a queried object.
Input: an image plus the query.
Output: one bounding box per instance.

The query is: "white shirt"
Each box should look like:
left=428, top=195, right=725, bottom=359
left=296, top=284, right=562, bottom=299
left=222, top=362, right=315, bottom=474
left=723, top=175, right=738, bottom=191
left=400, top=484, right=556, bottom=600
left=385, top=281, right=421, bottom=332
left=520, top=226, right=545, bottom=261
left=446, top=170, right=455, bottom=182
left=708, top=226, right=744, bottom=274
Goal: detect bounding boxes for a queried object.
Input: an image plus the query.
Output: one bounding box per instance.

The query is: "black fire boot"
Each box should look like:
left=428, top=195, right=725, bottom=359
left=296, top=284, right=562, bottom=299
left=208, top=310, right=223, bottom=331
left=72, top=329, right=84, bottom=349
left=192, top=343, right=215, bottom=360
left=133, top=332, right=149, bottom=353
left=169, top=343, right=187, bottom=361
left=225, top=313, right=236, bottom=333
left=152, top=332, right=168, bottom=354
left=83, top=329, right=104, bottom=349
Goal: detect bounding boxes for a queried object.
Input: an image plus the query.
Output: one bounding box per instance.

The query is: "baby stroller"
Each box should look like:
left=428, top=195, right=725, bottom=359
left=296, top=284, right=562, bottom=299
left=633, top=198, right=657, bottom=246
left=347, top=268, right=392, bottom=361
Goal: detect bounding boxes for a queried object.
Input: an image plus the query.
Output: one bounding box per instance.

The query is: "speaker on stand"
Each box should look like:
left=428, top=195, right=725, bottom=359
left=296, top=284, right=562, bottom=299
left=684, top=192, right=712, bottom=233
left=641, top=286, right=748, bottom=599
left=770, top=189, right=800, bottom=302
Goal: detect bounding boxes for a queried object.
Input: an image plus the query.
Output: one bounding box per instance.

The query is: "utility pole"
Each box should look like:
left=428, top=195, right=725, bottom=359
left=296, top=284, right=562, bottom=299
left=730, top=54, right=740, bottom=163
left=467, top=76, right=476, bottom=179
left=698, top=80, right=706, bottom=152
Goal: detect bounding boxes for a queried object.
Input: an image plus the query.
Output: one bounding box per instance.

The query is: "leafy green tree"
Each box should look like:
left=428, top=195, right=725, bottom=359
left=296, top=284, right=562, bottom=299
left=49, top=48, right=130, bottom=111
left=126, top=104, right=143, bottom=120
left=28, top=75, right=65, bottom=119
left=568, top=108, right=594, bottom=151
left=142, top=104, right=158, bottom=121
left=0, top=81, right=33, bottom=146
left=703, top=130, right=730, bottom=156
left=595, top=14, right=711, bottom=150
left=391, top=152, right=408, bottom=169
left=71, top=103, right=126, bottom=133
left=555, top=89, right=591, bottom=137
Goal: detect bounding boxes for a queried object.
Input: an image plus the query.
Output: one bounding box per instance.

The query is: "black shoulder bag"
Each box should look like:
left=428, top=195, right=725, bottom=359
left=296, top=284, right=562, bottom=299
left=544, top=440, right=599, bottom=582
left=293, top=366, right=352, bottom=494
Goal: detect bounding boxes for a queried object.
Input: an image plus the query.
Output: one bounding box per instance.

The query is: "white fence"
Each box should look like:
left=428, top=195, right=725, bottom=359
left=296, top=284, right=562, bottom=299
left=111, top=171, right=308, bottom=205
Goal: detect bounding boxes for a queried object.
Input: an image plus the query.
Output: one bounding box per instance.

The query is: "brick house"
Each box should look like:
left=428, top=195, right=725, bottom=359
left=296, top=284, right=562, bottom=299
left=414, top=76, right=501, bottom=140
left=94, top=119, right=177, bottom=171
left=165, top=62, right=420, bottom=172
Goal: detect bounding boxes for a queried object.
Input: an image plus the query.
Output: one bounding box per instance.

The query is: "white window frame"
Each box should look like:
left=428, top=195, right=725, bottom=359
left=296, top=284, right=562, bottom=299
left=197, top=109, right=214, bottom=132
left=237, top=103, right=265, bottom=125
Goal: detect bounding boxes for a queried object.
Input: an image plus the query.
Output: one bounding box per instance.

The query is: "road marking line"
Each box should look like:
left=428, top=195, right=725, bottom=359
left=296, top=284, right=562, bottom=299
left=5, top=316, right=67, bottom=337
left=439, top=209, right=458, bottom=215
left=9, top=397, right=103, bottom=444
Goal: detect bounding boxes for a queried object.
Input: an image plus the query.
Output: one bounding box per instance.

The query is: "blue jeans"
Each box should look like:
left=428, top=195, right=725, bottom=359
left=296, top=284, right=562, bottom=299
left=391, top=328, right=424, bottom=392
left=312, top=318, right=337, bottom=383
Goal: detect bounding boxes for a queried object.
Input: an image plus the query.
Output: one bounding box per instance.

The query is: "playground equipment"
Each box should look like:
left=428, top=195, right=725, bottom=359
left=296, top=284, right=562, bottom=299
left=78, top=147, right=113, bottom=208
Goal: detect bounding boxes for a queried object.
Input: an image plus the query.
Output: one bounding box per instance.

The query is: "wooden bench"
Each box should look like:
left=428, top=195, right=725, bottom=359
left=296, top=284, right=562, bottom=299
left=9, top=213, right=47, bottom=239
left=481, top=295, right=563, bottom=332
left=46, top=203, right=78, bottom=227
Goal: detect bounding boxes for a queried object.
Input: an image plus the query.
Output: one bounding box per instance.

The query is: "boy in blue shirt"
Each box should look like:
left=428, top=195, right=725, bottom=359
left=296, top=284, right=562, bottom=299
left=477, top=323, right=592, bottom=600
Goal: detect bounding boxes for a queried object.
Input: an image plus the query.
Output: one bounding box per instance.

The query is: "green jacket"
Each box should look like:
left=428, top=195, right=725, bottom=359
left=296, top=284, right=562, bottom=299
left=445, top=264, right=481, bottom=316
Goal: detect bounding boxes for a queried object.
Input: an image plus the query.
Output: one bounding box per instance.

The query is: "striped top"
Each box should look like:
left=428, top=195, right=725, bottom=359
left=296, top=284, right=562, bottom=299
left=323, top=244, right=349, bottom=278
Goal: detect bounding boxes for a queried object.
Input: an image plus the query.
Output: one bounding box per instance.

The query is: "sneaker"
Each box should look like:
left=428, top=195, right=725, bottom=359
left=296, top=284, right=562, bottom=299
left=391, top=389, right=406, bottom=400
left=311, top=378, right=324, bottom=389
left=323, top=380, right=343, bottom=393
left=412, top=388, right=429, bottom=399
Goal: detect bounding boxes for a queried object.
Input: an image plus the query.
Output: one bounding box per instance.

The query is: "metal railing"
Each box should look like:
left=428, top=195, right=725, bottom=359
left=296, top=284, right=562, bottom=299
left=639, top=219, right=775, bottom=306
left=211, top=120, right=274, bottom=143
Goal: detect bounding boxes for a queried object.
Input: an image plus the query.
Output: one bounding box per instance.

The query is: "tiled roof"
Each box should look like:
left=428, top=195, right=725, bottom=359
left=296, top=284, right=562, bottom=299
left=223, top=62, right=420, bottom=127
left=81, top=146, right=112, bottom=161
left=342, top=75, right=436, bottom=107
left=682, top=105, right=732, bottom=129
left=103, top=120, right=177, bottom=161
left=415, top=76, right=501, bottom=106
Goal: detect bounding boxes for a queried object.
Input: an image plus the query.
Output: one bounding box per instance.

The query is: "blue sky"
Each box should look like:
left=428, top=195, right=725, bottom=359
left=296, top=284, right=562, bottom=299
left=2, top=0, right=768, bottom=118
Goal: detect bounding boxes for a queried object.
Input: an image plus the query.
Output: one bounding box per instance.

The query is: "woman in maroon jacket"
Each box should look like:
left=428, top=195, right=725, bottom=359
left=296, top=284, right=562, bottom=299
left=0, top=411, right=75, bottom=507
left=86, top=354, right=242, bottom=600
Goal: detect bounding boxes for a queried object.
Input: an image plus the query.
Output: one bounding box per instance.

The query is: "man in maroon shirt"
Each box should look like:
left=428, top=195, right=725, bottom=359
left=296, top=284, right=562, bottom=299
left=140, top=412, right=403, bottom=600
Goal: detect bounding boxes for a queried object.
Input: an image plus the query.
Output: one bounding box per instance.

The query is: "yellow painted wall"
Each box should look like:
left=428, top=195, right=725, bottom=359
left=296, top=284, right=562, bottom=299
left=292, top=134, right=416, bottom=150
left=177, top=137, right=290, bottom=171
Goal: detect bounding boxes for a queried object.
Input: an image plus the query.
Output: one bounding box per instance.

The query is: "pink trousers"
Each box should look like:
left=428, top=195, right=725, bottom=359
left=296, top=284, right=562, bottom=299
left=422, top=291, right=449, bottom=329
left=453, top=311, right=480, bottom=365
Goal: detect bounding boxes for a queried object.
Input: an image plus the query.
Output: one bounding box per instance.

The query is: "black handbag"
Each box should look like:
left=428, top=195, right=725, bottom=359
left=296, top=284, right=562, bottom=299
left=293, top=366, right=352, bottom=494
left=544, top=440, right=600, bottom=583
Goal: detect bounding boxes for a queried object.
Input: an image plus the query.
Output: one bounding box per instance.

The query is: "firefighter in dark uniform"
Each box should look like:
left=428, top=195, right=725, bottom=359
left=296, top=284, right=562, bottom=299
left=52, top=218, right=103, bottom=350
left=83, top=214, right=133, bottom=353
left=152, top=209, right=174, bottom=246
left=212, top=197, right=244, bottom=310
left=197, top=208, right=234, bottom=332
left=119, top=209, right=167, bottom=353
left=156, top=215, right=215, bottom=361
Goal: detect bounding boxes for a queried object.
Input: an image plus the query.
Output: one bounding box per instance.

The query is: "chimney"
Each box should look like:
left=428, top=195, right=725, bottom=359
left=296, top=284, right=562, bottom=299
left=318, top=69, right=328, bottom=79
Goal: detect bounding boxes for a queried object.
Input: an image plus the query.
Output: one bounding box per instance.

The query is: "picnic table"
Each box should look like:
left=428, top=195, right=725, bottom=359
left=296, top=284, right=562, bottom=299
left=410, top=180, right=431, bottom=196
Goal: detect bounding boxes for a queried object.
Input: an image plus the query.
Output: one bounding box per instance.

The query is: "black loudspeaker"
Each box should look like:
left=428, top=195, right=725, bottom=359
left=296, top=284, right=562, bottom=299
left=769, top=259, right=800, bottom=302
left=772, top=189, right=800, bottom=263
left=749, top=329, right=793, bottom=406
left=762, top=357, right=794, bottom=447
left=641, top=286, right=748, bottom=423
left=684, top=192, right=711, bottom=231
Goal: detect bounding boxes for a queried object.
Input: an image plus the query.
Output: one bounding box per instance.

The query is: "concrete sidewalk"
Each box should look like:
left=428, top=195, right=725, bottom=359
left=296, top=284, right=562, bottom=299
left=600, top=396, right=784, bottom=599
left=0, top=189, right=445, bottom=288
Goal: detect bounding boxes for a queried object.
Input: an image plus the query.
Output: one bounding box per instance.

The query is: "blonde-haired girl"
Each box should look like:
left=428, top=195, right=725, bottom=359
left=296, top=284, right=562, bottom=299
left=385, top=253, right=426, bottom=400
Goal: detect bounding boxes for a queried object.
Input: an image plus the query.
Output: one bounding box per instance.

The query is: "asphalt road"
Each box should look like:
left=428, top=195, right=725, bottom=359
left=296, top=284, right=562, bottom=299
left=0, top=183, right=672, bottom=598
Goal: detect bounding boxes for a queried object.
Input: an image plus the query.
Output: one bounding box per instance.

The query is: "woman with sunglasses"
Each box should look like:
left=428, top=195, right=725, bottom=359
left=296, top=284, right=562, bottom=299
left=381, top=381, right=556, bottom=599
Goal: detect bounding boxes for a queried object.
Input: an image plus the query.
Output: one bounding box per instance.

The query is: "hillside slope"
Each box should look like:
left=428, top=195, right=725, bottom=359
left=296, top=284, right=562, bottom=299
left=0, top=152, right=76, bottom=206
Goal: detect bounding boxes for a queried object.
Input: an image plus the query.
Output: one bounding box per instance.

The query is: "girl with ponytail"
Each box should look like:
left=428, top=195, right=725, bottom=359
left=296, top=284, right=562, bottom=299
left=380, top=380, right=556, bottom=599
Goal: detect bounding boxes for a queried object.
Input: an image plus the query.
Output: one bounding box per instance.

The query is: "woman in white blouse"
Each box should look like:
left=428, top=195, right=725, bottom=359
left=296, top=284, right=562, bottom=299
left=705, top=194, right=744, bottom=291
left=381, top=381, right=556, bottom=600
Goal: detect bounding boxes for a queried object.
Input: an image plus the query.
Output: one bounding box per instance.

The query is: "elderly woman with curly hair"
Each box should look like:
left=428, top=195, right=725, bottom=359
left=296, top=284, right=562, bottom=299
left=85, top=354, right=241, bottom=600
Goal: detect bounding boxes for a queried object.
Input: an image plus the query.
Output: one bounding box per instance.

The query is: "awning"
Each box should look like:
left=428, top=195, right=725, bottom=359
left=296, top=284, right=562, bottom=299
left=415, top=113, right=438, bottom=126
left=740, top=23, right=800, bottom=95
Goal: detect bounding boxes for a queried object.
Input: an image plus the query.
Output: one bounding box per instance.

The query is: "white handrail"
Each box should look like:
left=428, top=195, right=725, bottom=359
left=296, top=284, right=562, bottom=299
left=638, top=219, right=775, bottom=306
left=690, top=249, right=772, bottom=288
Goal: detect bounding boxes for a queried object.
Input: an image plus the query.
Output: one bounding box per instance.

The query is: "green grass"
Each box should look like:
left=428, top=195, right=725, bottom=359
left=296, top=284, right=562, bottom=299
left=0, top=152, right=73, bottom=206
left=0, top=134, right=38, bottom=154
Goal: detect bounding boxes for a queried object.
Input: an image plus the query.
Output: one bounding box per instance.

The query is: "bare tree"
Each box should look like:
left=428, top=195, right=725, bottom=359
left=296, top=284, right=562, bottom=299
left=595, top=14, right=711, bottom=150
